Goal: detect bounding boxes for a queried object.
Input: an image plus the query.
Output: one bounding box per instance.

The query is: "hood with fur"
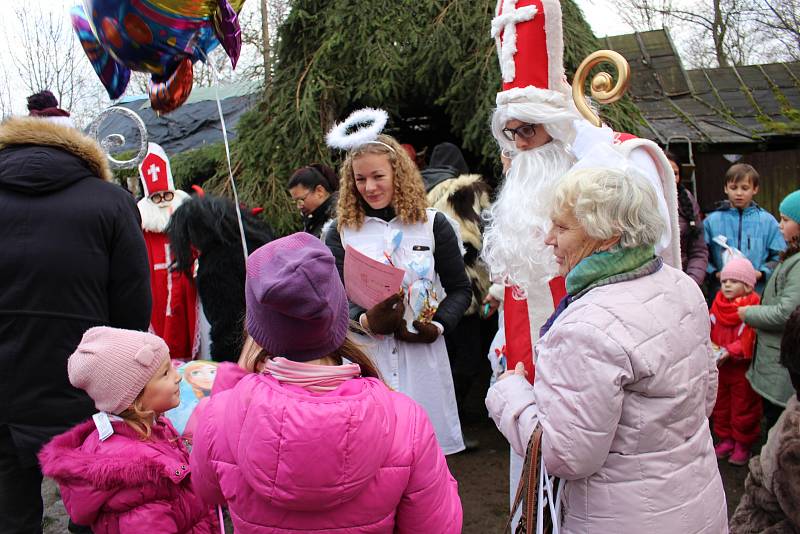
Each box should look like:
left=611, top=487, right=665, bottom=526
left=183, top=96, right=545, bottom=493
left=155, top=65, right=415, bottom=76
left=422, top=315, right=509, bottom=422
left=39, top=419, right=175, bottom=489
left=39, top=417, right=217, bottom=531
left=0, top=116, right=112, bottom=195
left=39, top=418, right=187, bottom=524
left=427, top=174, right=490, bottom=252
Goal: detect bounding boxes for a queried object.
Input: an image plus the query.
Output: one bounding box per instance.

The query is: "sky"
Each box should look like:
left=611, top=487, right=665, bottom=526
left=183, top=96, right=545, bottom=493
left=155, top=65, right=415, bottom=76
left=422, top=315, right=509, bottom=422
left=0, top=0, right=634, bottom=117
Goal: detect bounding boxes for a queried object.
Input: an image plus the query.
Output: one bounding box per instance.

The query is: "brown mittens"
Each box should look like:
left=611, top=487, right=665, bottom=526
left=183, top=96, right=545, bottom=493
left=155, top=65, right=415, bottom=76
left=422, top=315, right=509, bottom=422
left=364, top=293, right=405, bottom=335
left=394, top=320, right=440, bottom=344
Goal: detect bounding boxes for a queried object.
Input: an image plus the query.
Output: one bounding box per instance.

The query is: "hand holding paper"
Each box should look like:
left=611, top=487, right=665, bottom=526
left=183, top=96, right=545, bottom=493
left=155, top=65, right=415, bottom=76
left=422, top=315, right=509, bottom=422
left=344, top=245, right=405, bottom=309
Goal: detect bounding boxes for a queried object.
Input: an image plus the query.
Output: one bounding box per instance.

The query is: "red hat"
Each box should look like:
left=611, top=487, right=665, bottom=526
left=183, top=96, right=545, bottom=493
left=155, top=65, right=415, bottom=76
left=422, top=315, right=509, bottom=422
left=401, top=143, right=417, bottom=161
left=492, top=0, right=569, bottom=104
left=138, top=143, right=175, bottom=197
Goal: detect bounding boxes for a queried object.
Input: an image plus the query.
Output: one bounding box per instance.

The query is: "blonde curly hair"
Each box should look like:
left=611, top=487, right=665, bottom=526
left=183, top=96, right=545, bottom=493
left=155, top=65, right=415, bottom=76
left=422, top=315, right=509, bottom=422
left=337, top=134, right=428, bottom=230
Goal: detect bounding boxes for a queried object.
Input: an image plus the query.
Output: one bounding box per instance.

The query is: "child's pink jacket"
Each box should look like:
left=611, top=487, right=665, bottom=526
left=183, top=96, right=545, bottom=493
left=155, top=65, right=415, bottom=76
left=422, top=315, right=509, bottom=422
left=191, top=363, right=463, bottom=533
left=39, top=416, right=217, bottom=533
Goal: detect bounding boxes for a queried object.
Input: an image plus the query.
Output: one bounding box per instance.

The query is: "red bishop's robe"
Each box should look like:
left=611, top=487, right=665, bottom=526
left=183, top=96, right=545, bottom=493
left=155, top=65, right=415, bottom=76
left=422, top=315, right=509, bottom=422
left=504, top=277, right=566, bottom=384
left=143, top=231, right=198, bottom=360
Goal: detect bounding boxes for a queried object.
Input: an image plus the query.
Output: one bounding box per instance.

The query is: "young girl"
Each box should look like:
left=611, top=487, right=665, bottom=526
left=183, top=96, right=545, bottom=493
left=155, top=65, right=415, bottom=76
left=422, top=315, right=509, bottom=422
left=39, top=328, right=217, bottom=533
left=710, top=258, right=761, bottom=465
left=190, top=233, right=462, bottom=532
left=324, top=126, right=472, bottom=455
left=743, top=189, right=800, bottom=430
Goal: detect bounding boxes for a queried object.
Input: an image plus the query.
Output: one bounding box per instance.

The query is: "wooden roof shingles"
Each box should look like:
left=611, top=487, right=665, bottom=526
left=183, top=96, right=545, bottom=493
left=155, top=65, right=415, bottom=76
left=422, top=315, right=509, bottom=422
left=605, top=29, right=800, bottom=144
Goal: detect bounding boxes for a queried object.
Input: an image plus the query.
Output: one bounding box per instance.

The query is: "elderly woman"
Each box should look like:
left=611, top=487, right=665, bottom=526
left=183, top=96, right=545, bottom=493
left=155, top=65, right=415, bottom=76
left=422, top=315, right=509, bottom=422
left=486, top=167, right=727, bottom=532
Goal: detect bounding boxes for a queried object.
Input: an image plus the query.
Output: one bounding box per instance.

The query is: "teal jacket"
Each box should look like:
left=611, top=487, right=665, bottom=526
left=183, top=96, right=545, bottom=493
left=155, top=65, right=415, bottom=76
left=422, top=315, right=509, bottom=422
left=745, top=252, right=800, bottom=407
left=704, top=202, right=785, bottom=292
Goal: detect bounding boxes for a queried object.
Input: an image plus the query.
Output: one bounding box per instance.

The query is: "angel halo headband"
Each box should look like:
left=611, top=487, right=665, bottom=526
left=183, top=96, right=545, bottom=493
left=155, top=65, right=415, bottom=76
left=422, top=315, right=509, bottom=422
left=326, top=108, right=396, bottom=153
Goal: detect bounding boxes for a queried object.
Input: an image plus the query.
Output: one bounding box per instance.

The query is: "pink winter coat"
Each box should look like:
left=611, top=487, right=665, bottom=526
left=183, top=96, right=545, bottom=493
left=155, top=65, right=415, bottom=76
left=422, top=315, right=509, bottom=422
left=486, top=264, right=728, bottom=533
left=191, top=363, right=462, bottom=533
left=39, top=417, right=217, bottom=534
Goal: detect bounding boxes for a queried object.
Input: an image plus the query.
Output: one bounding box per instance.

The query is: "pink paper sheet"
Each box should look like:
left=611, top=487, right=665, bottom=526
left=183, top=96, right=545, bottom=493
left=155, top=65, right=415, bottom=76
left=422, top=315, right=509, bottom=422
left=344, top=245, right=405, bottom=309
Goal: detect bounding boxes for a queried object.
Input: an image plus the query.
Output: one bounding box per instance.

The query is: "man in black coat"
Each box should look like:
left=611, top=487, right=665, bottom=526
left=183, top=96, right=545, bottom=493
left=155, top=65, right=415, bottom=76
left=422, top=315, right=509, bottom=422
left=0, top=100, right=151, bottom=533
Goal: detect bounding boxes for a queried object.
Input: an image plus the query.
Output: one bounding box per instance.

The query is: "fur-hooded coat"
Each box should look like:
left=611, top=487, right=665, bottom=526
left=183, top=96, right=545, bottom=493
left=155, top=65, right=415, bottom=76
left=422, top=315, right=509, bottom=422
left=0, top=116, right=113, bottom=181
left=426, top=174, right=492, bottom=315
left=39, top=417, right=217, bottom=533
left=0, top=117, right=150, bottom=460
left=730, top=395, right=800, bottom=533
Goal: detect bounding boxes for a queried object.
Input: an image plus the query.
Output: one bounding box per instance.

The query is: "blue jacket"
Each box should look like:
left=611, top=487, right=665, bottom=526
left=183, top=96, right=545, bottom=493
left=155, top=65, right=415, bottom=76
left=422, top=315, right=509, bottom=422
left=703, top=201, right=785, bottom=285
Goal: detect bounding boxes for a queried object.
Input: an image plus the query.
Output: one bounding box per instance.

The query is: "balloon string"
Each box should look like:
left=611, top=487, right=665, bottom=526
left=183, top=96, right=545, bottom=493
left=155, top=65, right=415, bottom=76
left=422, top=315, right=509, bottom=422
left=201, top=49, right=249, bottom=264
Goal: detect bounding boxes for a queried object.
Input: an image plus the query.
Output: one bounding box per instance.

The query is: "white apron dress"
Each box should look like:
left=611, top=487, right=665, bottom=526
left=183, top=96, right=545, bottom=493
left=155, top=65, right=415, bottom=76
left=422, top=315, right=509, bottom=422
left=342, top=208, right=465, bottom=454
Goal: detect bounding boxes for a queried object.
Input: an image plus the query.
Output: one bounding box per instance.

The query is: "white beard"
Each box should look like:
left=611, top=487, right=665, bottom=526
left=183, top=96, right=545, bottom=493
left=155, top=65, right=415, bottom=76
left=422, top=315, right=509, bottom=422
left=482, top=141, right=576, bottom=295
left=138, top=190, right=190, bottom=233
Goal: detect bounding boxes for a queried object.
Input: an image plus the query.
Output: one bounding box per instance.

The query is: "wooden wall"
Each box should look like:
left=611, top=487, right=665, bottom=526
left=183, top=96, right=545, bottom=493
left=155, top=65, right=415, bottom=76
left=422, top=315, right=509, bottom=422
left=692, top=147, right=800, bottom=217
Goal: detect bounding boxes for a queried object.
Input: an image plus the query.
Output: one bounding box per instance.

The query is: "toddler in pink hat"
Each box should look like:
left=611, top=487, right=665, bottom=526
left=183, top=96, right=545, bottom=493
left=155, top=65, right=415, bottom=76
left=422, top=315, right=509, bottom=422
left=710, top=257, right=762, bottom=466
left=38, top=327, right=217, bottom=533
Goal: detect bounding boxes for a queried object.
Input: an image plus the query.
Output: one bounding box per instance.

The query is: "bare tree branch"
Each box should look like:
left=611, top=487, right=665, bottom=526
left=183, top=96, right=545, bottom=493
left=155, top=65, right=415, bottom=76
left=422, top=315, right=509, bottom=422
left=612, top=0, right=796, bottom=67
left=7, top=2, right=108, bottom=126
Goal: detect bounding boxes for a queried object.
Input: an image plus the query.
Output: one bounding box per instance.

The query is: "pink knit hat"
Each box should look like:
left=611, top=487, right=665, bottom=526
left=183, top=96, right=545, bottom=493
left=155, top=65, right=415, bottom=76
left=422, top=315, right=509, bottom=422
left=721, top=257, right=758, bottom=288
left=68, top=327, right=170, bottom=414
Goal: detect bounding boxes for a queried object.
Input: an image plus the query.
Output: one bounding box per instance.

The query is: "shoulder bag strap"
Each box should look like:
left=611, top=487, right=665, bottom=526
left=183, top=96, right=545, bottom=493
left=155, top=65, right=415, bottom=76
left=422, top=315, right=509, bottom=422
left=502, top=425, right=543, bottom=533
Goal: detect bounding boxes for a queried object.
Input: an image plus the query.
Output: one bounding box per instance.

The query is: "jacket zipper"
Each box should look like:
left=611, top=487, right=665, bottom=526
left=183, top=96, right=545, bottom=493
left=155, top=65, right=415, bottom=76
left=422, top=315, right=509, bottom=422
left=737, top=209, right=743, bottom=250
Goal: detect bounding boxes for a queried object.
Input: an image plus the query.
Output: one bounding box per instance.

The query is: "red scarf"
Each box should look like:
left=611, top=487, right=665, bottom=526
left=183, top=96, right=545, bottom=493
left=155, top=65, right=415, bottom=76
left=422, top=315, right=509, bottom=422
left=710, top=291, right=760, bottom=358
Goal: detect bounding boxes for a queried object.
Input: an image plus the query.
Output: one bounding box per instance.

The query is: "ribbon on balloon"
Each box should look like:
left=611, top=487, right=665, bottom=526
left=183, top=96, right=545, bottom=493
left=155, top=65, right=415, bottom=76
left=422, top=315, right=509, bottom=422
left=198, top=46, right=249, bottom=263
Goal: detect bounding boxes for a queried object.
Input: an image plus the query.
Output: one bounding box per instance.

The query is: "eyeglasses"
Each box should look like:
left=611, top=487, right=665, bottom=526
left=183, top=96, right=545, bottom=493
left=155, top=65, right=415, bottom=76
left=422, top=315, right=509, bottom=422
left=149, top=191, right=174, bottom=204
left=293, top=192, right=311, bottom=206
left=502, top=123, right=537, bottom=142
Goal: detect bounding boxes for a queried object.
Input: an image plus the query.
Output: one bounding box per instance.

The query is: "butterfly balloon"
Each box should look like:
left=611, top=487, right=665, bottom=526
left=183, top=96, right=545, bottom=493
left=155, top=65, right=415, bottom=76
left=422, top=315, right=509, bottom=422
left=71, top=0, right=245, bottom=114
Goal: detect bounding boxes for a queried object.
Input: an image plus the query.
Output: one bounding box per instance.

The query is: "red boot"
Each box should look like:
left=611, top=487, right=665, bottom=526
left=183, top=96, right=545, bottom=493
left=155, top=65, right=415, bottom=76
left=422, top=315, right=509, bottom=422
left=729, top=442, right=751, bottom=466
left=714, top=438, right=734, bottom=459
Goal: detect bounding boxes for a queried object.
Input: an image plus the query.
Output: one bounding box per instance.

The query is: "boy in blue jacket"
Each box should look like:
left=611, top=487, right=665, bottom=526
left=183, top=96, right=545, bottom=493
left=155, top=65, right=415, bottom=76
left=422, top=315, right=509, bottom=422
left=704, top=163, right=785, bottom=294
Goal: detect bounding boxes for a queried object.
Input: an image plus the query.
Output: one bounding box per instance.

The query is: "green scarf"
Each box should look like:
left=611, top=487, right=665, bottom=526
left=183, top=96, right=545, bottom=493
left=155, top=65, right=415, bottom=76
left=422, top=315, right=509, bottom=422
left=566, top=245, right=657, bottom=297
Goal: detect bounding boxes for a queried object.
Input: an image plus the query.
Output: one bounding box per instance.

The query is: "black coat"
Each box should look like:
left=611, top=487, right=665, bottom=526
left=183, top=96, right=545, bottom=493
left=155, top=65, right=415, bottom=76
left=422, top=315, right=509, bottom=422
left=0, top=117, right=151, bottom=459
left=303, top=192, right=337, bottom=239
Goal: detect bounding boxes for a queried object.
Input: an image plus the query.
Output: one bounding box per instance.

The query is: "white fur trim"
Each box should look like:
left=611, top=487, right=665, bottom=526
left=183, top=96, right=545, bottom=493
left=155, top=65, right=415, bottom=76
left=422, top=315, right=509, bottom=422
left=616, top=138, right=682, bottom=270
left=496, top=85, right=570, bottom=107
left=492, top=0, right=538, bottom=84
left=540, top=0, right=567, bottom=92
left=488, top=283, right=506, bottom=302
left=325, top=108, right=389, bottom=151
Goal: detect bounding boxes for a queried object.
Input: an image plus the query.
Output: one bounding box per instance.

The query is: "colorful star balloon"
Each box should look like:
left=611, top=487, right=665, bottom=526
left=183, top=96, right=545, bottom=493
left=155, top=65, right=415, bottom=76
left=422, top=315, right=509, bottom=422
left=71, top=0, right=245, bottom=114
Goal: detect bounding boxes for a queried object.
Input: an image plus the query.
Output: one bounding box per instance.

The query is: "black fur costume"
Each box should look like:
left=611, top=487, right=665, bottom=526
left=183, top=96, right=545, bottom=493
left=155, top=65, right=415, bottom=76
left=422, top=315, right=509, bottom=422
left=167, top=194, right=274, bottom=362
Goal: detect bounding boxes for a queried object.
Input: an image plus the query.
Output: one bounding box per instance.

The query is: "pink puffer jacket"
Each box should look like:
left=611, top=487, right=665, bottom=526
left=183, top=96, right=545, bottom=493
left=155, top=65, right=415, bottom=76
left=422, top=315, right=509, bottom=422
left=191, top=364, right=462, bottom=533
left=39, top=417, right=217, bottom=533
left=487, top=265, right=728, bottom=533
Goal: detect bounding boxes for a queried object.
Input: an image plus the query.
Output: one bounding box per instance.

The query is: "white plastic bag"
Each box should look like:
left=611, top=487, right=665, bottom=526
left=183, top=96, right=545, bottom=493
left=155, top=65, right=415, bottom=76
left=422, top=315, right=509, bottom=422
left=712, top=235, right=747, bottom=267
